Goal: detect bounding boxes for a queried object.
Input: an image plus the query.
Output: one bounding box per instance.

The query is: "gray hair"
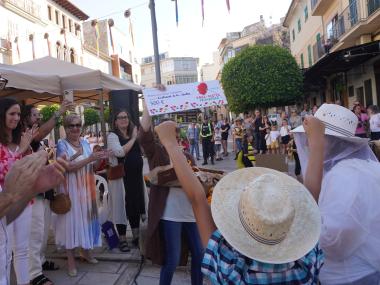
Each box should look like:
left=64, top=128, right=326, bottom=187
left=63, top=113, right=82, bottom=128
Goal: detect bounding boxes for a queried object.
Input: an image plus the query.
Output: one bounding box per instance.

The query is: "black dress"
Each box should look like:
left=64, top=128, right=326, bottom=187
left=117, top=134, right=145, bottom=228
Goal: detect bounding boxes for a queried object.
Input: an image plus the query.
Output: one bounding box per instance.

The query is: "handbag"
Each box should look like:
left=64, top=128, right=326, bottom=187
left=107, top=163, right=125, bottom=180
left=50, top=193, right=71, bottom=215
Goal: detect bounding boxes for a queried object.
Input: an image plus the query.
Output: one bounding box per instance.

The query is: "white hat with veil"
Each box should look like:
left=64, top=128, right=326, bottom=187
left=292, top=104, right=380, bottom=282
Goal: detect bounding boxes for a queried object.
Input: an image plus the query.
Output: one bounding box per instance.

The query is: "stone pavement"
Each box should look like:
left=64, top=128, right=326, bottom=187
left=11, top=142, right=296, bottom=285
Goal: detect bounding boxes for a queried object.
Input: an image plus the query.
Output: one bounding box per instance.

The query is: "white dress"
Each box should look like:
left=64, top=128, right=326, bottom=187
left=55, top=139, right=101, bottom=250
left=106, top=133, right=128, bottom=226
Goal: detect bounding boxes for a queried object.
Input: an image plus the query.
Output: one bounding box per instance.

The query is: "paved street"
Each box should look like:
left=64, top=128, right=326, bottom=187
left=11, top=144, right=295, bottom=285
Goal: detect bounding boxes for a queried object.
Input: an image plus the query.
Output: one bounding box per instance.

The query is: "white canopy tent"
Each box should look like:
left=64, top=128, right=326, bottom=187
left=0, top=63, right=61, bottom=102
left=0, top=57, right=142, bottom=144
left=15, top=56, right=142, bottom=105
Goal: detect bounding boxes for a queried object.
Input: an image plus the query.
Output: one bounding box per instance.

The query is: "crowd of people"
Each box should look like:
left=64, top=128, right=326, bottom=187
left=0, top=89, right=380, bottom=285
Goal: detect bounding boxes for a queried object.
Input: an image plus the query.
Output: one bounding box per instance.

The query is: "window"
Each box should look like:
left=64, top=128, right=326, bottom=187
left=304, top=6, right=309, bottom=22
left=300, top=54, right=304, bottom=68
left=62, top=15, right=66, bottom=29
left=47, top=6, right=52, bottom=21
left=55, top=10, right=59, bottom=25
left=297, top=19, right=301, bottom=33
left=68, top=19, right=72, bottom=32
left=326, top=14, right=338, bottom=40
left=292, top=29, right=295, bottom=41
left=308, top=45, right=313, bottom=67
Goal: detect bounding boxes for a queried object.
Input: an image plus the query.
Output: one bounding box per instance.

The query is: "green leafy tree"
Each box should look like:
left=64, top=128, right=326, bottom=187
left=40, top=104, right=61, bottom=125
left=221, top=45, right=303, bottom=112
left=83, top=108, right=100, bottom=127
left=104, top=107, right=110, bottom=123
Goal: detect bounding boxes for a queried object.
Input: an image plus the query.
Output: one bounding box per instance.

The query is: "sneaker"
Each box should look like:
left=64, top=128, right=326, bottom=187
left=202, top=161, right=208, bottom=165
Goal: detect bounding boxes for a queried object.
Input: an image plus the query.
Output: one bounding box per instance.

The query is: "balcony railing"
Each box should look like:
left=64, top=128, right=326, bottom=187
left=313, top=35, right=327, bottom=62
left=327, top=0, right=361, bottom=44
left=5, top=0, right=41, bottom=19
left=368, top=0, right=380, bottom=16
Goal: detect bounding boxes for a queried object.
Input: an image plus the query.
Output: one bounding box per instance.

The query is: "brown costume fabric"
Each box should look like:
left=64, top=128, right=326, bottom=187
left=138, top=128, right=193, bottom=266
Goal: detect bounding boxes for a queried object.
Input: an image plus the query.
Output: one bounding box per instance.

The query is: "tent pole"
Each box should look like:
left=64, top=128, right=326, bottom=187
left=98, top=89, right=107, bottom=148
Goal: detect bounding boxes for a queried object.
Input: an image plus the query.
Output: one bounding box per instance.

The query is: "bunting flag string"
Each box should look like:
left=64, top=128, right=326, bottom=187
left=226, top=0, right=230, bottom=12
left=174, top=0, right=179, bottom=27
left=201, top=0, right=205, bottom=26
left=91, top=20, right=100, bottom=57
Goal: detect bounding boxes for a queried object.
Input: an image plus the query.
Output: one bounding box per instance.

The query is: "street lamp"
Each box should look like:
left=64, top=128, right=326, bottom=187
left=148, top=0, right=162, bottom=85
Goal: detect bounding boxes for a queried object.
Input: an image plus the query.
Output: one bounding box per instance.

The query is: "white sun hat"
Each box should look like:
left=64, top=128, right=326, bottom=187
left=211, top=167, right=321, bottom=264
left=292, top=103, right=368, bottom=143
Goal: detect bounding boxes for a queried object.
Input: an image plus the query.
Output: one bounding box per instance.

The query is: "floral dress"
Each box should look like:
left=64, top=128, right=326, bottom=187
left=55, top=139, right=101, bottom=250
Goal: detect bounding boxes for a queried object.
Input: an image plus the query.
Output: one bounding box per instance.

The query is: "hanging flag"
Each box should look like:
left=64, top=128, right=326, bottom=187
left=92, top=19, right=100, bottom=57
left=129, top=18, right=135, bottom=47
left=108, top=19, right=115, bottom=54
left=175, top=0, right=179, bottom=27
left=14, top=37, right=20, bottom=61
left=226, top=0, right=230, bottom=12
left=44, top=33, right=51, bottom=56
left=201, top=0, right=204, bottom=25
left=29, top=34, right=35, bottom=59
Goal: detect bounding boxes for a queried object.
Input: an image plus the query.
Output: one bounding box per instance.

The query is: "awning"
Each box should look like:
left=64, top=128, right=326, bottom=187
left=304, top=41, right=380, bottom=86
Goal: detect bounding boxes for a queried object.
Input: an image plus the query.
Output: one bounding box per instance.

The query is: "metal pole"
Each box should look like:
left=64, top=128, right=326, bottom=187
left=98, top=89, right=107, bottom=148
left=149, top=0, right=161, bottom=85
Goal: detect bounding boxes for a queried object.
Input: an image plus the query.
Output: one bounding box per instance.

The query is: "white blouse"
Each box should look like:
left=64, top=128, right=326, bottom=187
left=319, top=159, right=380, bottom=284
left=369, top=113, right=380, bottom=132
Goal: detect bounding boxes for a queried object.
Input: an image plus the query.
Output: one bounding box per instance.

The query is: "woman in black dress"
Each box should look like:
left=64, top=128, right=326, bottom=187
left=258, top=115, right=271, bottom=154
left=220, top=118, right=230, bottom=156
left=111, top=110, right=145, bottom=247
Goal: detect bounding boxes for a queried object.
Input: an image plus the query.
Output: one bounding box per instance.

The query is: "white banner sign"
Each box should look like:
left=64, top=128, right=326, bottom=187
left=143, top=80, right=227, bottom=116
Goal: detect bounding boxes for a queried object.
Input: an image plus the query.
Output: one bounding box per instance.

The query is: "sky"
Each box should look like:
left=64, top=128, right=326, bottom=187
left=71, top=0, right=292, bottom=65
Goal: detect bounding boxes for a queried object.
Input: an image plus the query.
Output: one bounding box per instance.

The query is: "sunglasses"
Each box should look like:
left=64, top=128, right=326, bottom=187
left=68, top=124, right=81, bottom=129
left=117, top=116, right=129, bottom=120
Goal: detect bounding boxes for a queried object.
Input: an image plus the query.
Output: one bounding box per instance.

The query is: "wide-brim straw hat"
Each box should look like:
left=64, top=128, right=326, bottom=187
left=211, top=167, right=321, bottom=264
left=292, top=103, right=369, bottom=144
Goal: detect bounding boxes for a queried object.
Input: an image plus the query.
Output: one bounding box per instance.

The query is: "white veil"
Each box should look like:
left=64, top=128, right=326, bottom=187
left=294, top=133, right=380, bottom=274
left=294, top=134, right=378, bottom=175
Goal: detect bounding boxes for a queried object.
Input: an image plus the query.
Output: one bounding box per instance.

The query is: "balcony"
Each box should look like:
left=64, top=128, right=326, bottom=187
left=3, top=0, right=43, bottom=24
left=311, top=0, right=331, bottom=16
left=313, top=36, right=327, bottom=62
left=327, top=0, right=380, bottom=51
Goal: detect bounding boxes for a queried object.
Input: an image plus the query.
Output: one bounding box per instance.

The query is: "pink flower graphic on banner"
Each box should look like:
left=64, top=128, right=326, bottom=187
left=197, top=82, right=208, bottom=95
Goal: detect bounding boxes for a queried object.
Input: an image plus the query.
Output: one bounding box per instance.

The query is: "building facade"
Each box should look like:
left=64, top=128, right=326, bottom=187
left=0, top=0, right=90, bottom=65
left=140, top=52, right=199, bottom=87
left=216, top=17, right=289, bottom=80
left=284, top=0, right=380, bottom=108
left=83, top=19, right=140, bottom=84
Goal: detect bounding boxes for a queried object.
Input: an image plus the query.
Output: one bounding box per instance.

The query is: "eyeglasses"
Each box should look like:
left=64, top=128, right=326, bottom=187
left=117, top=116, right=129, bottom=120
left=67, top=124, right=81, bottom=129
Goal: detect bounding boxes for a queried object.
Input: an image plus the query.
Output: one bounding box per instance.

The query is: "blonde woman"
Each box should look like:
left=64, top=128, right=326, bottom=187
left=55, top=114, right=108, bottom=277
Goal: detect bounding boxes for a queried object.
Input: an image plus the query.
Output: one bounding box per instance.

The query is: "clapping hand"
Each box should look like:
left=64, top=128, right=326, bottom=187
left=19, top=124, right=39, bottom=154
left=4, top=151, right=47, bottom=197
left=34, top=157, right=67, bottom=194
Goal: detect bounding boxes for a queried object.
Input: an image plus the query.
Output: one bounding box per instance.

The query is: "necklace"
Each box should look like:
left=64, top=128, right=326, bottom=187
left=66, top=139, right=81, bottom=148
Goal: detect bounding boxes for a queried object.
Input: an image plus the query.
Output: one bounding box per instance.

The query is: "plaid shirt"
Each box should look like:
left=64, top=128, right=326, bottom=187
left=202, top=230, right=324, bottom=285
